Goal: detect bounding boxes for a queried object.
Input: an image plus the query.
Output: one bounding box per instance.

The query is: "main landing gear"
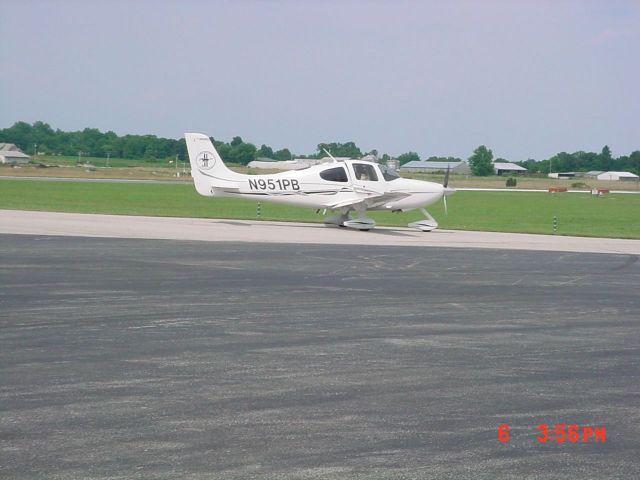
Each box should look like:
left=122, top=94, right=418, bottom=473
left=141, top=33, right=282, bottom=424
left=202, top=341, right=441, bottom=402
left=323, top=207, right=376, bottom=231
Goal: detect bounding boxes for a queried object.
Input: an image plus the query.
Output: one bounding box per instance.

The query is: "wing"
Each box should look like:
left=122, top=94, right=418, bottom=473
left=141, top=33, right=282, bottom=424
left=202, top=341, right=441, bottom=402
left=326, top=191, right=411, bottom=210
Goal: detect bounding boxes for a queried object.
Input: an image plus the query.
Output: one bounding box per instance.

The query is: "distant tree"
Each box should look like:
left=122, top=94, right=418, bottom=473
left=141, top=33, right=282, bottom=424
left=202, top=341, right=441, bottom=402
left=31, top=121, right=56, bottom=153
left=538, top=159, right=550, bottom=174
left=316, top=141, right=362, bottom=158
left=630, top=151, right=640, bottom=174
left=397, top=152, right=420, bottom=165
left=273, top=148, right=292, bottom=160
left=516, top=159, right=540, bottom=173
left=144, top=145, right=158, bottom=159
left=213, top=139, right=231, bottom=161
left=256, top=144, right=274, bottom=159
left=600, top=145, right=613, bottom=171
left=571, top=151, right=597, bottom=171
left=0, top=121, right=32, bottom=151
left=227, top=142, right=257, bottom=165
left=468, top=145, right=494, bottom=176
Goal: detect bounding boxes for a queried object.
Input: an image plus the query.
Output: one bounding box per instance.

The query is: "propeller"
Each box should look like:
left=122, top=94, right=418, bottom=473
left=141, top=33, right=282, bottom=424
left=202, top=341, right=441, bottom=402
left=442, top=164, right=455, bottom=216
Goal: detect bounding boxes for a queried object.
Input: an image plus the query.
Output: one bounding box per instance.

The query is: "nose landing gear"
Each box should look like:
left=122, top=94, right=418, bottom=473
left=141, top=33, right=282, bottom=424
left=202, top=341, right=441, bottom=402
left=408, top=208, right=438, bottom=232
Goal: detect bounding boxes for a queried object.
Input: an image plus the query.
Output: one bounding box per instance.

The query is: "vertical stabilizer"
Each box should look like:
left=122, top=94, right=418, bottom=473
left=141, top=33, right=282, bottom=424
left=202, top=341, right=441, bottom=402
left=184, top=133, right=241, bottom=196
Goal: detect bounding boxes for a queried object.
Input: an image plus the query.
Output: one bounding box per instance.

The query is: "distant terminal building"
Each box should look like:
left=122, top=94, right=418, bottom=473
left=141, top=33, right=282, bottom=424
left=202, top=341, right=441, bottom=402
left=399, top=160, right=470, bottom=174
left=0, top=143, right=30, bottom=165
left=585, top=171, right=604, bottom=178
left=493, top=162, right=528, bottom=175
left=596, top=171, right=639, bottom=181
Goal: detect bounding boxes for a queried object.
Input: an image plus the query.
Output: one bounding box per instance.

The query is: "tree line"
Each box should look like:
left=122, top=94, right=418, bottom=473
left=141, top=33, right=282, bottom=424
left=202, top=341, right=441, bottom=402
left=467, top=145, right=639, bottom=176
left=1, top=121, right=638, bottom=174
left=0, top=121, right=188, bottom=161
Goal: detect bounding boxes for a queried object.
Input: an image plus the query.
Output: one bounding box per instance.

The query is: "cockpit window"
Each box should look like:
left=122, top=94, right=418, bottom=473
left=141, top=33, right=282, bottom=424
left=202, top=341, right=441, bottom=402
left=353, top=163, right=379, bottom=181
left=319, top=166, right=348, bottom=182
left=380, top=165, right=400, bottom=181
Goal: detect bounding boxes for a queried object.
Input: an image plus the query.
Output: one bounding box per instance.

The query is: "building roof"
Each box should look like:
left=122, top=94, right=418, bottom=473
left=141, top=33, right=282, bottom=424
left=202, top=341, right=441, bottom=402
left=400, top=160, right=466, bottom=169
left=597, top=171, right=639, bottom=179
left=0, top=143, right=21, bottom=152
left=493, top=162, right=527, bottom=171
left=0, top=150, right=30, bottom=158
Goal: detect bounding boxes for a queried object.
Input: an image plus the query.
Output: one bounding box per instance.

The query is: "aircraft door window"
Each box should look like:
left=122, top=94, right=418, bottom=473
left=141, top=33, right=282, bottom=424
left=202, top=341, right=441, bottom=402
left=319, top=166, right=348, bottom=182
left=353, top=163, right=378, bottom=181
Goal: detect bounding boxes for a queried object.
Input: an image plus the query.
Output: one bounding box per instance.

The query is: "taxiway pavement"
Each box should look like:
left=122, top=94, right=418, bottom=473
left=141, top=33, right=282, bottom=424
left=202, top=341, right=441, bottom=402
left=1, top=209, right=639, bottom=254
left=1, top=234, right=639, bottom=479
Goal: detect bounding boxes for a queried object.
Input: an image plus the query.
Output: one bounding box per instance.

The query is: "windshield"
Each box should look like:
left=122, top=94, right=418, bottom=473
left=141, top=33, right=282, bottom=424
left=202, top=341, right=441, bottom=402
left=380, top=165, right=400, bottom=181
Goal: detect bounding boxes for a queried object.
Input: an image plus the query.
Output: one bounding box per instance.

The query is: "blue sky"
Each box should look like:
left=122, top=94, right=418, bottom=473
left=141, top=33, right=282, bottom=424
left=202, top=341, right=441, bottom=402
left=1, top=0, right=638, bottom=159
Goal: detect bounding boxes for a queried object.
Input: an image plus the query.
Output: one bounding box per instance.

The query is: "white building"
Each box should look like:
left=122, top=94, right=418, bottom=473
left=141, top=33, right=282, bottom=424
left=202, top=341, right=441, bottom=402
left=548, top=172, right=576, bottom=179
left=493, top=162, right=527, bottom=175
left=596, top=171, right=639, bottom=181
left=0, top=144, right=30, bottom=165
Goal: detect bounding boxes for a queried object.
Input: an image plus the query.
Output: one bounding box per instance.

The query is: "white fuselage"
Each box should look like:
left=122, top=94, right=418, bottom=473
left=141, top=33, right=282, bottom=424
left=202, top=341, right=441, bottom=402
left=199, top=159, right=445, bottom=212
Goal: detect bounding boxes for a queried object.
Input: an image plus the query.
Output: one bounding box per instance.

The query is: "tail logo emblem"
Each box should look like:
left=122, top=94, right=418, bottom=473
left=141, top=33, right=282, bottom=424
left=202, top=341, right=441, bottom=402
left=197, top=151, right=216, bottom=170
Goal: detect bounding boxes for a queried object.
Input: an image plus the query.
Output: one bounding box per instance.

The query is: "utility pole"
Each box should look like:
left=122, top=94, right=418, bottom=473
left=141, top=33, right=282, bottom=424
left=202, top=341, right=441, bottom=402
left=107, top=152, right=110, bottom=168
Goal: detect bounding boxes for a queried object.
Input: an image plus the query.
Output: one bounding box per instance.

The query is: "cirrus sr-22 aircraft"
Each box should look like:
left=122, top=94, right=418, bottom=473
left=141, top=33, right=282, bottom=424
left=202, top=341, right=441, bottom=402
left=185, top=133, right=455, bottom=231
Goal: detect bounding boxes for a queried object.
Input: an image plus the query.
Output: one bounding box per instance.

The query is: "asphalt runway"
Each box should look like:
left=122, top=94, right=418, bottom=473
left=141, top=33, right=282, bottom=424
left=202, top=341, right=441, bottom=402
left=1, top=235, right=639, bottom=479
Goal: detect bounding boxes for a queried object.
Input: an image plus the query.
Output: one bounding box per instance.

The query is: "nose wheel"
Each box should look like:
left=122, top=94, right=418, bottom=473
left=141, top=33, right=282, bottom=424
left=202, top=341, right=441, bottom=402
left=408, top=208, right=438, bottom=231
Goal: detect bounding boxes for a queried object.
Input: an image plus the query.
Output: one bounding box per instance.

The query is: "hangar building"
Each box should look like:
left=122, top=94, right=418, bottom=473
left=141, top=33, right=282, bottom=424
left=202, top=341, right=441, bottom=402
left=596, top=171, right=639, bottom=181
left=0, top=144, right=30, bottom=165
left=493, top=162, right=528, bottom=175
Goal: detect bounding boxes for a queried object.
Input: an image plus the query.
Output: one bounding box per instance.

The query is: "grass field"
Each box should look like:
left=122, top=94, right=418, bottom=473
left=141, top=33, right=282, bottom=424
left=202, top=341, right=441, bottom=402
left=1, top=179, right=639, bottom=238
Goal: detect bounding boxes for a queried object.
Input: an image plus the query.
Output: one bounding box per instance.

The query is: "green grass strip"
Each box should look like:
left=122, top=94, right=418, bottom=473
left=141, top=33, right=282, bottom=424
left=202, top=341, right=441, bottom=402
left=1, top=179, right=639, bottom=239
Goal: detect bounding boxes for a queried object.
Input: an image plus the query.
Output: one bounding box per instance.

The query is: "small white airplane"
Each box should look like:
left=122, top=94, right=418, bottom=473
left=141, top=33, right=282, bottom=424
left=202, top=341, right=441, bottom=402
left=185, top=133, right=455, bottom=231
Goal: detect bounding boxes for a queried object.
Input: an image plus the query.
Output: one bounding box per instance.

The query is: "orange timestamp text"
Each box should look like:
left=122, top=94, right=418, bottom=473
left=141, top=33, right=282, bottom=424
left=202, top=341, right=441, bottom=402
left=498, top=423, right=606, bottom=444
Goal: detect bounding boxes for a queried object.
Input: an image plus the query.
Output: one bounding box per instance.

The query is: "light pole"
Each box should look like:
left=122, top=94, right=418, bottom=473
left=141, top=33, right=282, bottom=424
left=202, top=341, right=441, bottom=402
left=107, top=152, right=110, bottom=168
left=175, top=154, right=179, bottom=177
